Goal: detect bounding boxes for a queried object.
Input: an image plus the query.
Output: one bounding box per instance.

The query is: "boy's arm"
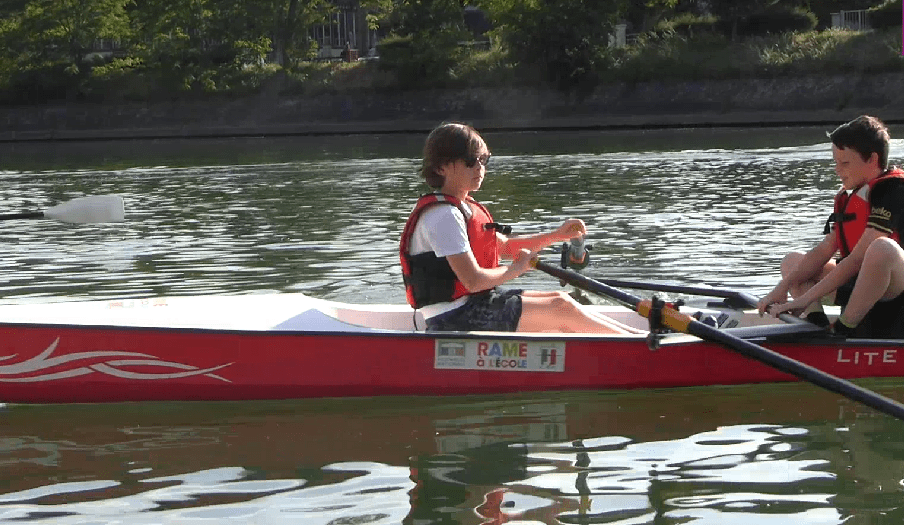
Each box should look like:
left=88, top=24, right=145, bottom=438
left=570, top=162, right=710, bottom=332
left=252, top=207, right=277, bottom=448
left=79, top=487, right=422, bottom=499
left=798, top=228, right=882, bottom=303
left=498, top=219, right=586, bottom=259
left=767, top=228, right=886, bottom=316
left=758, top=233, right=838, bottom=314
left=446, top=249, right=533, bottom=292
left=796, top=180, right=904, bottom=307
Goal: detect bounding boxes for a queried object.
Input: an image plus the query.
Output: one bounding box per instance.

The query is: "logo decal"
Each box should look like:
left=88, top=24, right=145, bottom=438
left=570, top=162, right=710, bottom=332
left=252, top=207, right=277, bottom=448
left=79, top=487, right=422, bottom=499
left=0, top=338, right=233, bottom=383
left=435, top=339, right=565, bottom=372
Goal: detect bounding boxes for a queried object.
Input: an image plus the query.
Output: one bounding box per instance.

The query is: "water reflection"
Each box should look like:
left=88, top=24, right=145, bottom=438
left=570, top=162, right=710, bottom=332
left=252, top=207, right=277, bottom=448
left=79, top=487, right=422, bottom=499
left=1, top=384, right=904, bottom=523
left=522, top=425, right=836, bottom=522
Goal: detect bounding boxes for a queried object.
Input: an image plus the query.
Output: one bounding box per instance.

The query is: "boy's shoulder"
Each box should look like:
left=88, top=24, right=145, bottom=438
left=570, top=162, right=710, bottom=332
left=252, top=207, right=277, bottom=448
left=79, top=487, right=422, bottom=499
left=871, top=171, right=904, bottom=192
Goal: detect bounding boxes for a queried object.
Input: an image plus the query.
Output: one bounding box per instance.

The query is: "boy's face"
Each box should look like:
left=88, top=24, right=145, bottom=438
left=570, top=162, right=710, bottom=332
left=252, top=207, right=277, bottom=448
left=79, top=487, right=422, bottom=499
left=439, top=139, right=490, bottom=195
left=832, top=145, right=879, bottom=191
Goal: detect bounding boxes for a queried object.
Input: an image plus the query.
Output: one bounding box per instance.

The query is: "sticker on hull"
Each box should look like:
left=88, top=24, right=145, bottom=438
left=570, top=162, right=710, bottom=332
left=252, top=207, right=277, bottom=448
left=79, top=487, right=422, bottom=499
left=435, top=339, right=565, bottom=372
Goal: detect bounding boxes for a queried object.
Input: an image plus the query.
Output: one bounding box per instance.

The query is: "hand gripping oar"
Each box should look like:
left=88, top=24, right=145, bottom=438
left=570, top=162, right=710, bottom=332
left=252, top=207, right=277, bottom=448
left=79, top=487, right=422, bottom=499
left=0, top=195, right=125, bottom=224
left=533, top=258, right=904, bottom=421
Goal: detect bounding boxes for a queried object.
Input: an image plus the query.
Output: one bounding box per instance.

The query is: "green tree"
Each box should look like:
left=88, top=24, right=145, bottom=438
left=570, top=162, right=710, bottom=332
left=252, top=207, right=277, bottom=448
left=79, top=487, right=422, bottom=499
left=376, top=0, right=470, bottom=87
left=482, top=0, right=628, bottom=89
left=0, top=0, right=130, bottom=100
left=129, top=0, right=275, bottom=93
left=271, top=0, right=339, bottom=68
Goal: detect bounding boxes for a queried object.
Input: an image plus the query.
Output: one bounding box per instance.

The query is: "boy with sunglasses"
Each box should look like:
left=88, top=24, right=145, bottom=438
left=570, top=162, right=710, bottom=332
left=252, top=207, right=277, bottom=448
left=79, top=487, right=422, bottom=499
left=400, top=122, right=636, bottom=333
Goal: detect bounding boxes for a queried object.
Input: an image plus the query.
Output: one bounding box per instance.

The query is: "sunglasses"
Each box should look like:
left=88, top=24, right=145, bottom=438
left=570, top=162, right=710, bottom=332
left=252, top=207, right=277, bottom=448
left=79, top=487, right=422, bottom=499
left=467, top=153, right=491, bottom=167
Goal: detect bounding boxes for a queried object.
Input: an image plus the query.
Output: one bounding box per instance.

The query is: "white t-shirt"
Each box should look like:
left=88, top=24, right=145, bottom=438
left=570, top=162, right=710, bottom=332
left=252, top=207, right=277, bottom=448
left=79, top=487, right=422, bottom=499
left=409, top=203, right=473, bottom=318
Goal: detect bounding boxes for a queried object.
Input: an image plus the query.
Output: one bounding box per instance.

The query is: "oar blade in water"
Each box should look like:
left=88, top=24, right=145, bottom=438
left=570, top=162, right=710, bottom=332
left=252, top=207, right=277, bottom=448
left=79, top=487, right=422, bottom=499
left=43, top=195, right=125, bottom=224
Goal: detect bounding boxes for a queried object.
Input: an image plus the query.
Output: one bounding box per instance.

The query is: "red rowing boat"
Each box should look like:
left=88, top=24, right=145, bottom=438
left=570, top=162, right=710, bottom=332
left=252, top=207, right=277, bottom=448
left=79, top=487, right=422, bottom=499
left=0, top=292, right=901, bottom=404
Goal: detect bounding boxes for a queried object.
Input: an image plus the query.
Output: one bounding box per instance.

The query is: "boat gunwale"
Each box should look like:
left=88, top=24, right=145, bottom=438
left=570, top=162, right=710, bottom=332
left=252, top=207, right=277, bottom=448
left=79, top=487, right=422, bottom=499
left=0, top=319, right=634, bottom=341
left=0, top=318, right=902, bottom=348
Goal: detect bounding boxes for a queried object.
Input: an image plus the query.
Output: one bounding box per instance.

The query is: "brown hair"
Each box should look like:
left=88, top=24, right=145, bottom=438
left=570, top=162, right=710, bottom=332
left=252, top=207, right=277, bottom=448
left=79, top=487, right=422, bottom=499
left=829, top=115, right=891, bottom=170
left=420, top=122, right=485, bottom=189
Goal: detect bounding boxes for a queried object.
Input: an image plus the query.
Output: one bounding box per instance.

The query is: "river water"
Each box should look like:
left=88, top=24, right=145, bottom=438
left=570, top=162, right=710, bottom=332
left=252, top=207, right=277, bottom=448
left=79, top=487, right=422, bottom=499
left=1, top=126, right=903, bottom=523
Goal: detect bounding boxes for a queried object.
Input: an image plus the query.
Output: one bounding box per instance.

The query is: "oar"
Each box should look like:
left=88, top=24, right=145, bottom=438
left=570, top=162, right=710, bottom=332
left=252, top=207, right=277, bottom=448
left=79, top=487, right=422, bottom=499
left=0, top=195, right=125, bottom=224
left=589, top=278, right=759, bottom=309
left=558, top=238, right=757, bottom=308
left=533, top=258, right=904, bottom=421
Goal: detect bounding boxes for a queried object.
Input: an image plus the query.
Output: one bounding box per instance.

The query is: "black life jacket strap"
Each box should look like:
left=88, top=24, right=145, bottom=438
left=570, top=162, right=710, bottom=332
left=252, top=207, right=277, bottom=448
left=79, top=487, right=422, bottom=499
left=484, top=222, right=512, bottom=235
left=823, top=212, right=856, bottom=235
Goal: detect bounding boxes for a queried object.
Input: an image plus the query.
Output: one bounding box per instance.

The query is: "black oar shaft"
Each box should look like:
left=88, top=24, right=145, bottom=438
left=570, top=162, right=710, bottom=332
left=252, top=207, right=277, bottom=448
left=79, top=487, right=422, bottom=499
left=0, top=211, right=44, bottom=221
left=534, top=259, right=904, bottom=421
left=594, top=278, right=760, bottom=308
left=686, top=314, right=904, bottom=420
left=596, top=278, right=737, bottom=299
left=537, top=261, right=642, bottom=309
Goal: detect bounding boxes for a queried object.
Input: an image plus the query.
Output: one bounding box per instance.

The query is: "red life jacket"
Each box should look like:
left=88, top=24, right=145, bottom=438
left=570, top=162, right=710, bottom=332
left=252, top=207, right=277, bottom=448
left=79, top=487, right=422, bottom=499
left=826, top=168, right=904, bottom=257
left=399, top=194, right=501, bottom=309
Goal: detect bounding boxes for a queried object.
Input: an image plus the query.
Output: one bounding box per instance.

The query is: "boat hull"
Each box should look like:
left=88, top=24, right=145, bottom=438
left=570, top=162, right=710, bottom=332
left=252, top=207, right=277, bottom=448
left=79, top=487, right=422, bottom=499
left=2, top=321, right=903, bottom=403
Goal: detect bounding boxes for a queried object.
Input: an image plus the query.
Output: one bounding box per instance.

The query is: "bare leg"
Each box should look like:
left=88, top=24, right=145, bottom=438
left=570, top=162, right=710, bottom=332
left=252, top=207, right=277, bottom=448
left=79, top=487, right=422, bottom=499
left=839, top=238, right=904, bottom=326
left=587, top=310, right=646, bottom=333
left=522, top=290, right=644, bottom=333
left=517, top=291, right=634, bottom=334
left=782, top=251, right=836, bottom=314
left=522, top=290, right=568, bottom=298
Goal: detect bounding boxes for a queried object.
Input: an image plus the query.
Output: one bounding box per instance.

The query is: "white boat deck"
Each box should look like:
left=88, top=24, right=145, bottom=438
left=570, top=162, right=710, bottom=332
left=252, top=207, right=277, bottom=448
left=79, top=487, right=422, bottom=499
left=0, top=293, right=800, bottom=335
left=0, top=294, right=404, bottom=332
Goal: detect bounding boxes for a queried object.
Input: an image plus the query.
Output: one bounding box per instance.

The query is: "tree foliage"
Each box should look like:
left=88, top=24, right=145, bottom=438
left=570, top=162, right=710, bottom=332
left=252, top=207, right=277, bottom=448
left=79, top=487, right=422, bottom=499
left=129, top=0, right=280, bottom=93
left=0, top=0, right=343, bottom=100
left=0, top=0, right=130, bottom=100
left=0, top=0, right=889, bottom=103
left=481, top=0, right=627, bottom=89
left=377, top=0, right=469, bottom=87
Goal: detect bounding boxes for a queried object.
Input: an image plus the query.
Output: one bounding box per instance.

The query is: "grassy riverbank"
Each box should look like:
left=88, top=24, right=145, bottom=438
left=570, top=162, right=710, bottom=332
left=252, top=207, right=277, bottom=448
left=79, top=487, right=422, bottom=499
left=0, top=28, right=901, bottom=141
left=14, top=24, right=900, bottom=103
left=277, top=27, right=902, bottom=96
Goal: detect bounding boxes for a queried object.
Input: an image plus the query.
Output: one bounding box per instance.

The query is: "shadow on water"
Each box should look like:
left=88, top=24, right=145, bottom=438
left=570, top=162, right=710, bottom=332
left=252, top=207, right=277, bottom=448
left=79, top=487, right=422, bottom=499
left=0, top=125, right=862, bottom=172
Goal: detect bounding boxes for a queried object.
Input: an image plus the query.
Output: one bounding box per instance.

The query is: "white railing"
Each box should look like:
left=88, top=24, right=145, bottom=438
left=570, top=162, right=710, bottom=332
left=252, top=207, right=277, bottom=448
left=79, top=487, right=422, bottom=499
left=609, top=23, right=627, bottom=48
left=831, top=9, right=871, bottom=31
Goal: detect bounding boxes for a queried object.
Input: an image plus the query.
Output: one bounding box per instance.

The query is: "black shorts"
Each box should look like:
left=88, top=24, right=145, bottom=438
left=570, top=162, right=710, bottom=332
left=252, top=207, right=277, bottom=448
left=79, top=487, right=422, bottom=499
left=850, top=291, right=904, bottom=339
left=425, top=289, right=524, bottom=332
left=834, top=276, right=857, bottom=307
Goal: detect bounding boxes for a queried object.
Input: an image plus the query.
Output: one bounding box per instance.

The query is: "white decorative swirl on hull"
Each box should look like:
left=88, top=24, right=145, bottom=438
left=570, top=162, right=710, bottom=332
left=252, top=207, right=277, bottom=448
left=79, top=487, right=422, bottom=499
left=0, top=338, right=233, bottom=383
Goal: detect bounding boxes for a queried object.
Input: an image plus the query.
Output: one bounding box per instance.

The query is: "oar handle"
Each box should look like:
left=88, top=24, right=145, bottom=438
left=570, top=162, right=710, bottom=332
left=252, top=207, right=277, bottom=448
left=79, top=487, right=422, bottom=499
left=0, top=211, right=44, bottom=221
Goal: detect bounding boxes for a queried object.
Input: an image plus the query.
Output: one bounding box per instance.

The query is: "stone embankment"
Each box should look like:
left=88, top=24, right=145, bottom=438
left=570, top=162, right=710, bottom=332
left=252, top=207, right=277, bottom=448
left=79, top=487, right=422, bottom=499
left=1, top=72, right=902, bottom=141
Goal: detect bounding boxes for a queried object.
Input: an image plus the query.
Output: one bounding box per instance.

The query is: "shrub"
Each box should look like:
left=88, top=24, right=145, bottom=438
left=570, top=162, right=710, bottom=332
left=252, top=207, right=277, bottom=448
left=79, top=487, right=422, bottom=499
left=718, top=7, right=818, bottom=38
left=376, top=32, right=464, bottom=88
left=610, top=31, right=742, bottom=83
left=448, top=43, right=520, bottom=87
left=0, top=64, right=72, bottom=103
left=751, top=28, right=902, bottom=76
left=869, top=0, right=901, bottom=30
left=655, top=13, right=719, bottom=39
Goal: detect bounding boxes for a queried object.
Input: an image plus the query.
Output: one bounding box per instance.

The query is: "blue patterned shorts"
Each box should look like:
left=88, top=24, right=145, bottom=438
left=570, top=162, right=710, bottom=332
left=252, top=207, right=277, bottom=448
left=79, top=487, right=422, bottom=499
left=426, top=289, right=524, bottom=332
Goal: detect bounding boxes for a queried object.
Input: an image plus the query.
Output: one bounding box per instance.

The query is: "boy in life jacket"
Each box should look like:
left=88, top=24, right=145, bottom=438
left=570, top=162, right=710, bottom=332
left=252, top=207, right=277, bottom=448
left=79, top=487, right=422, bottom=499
left=400, top=122, right=638, bottom=334
left=758, top=115, right=904, bottom=338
